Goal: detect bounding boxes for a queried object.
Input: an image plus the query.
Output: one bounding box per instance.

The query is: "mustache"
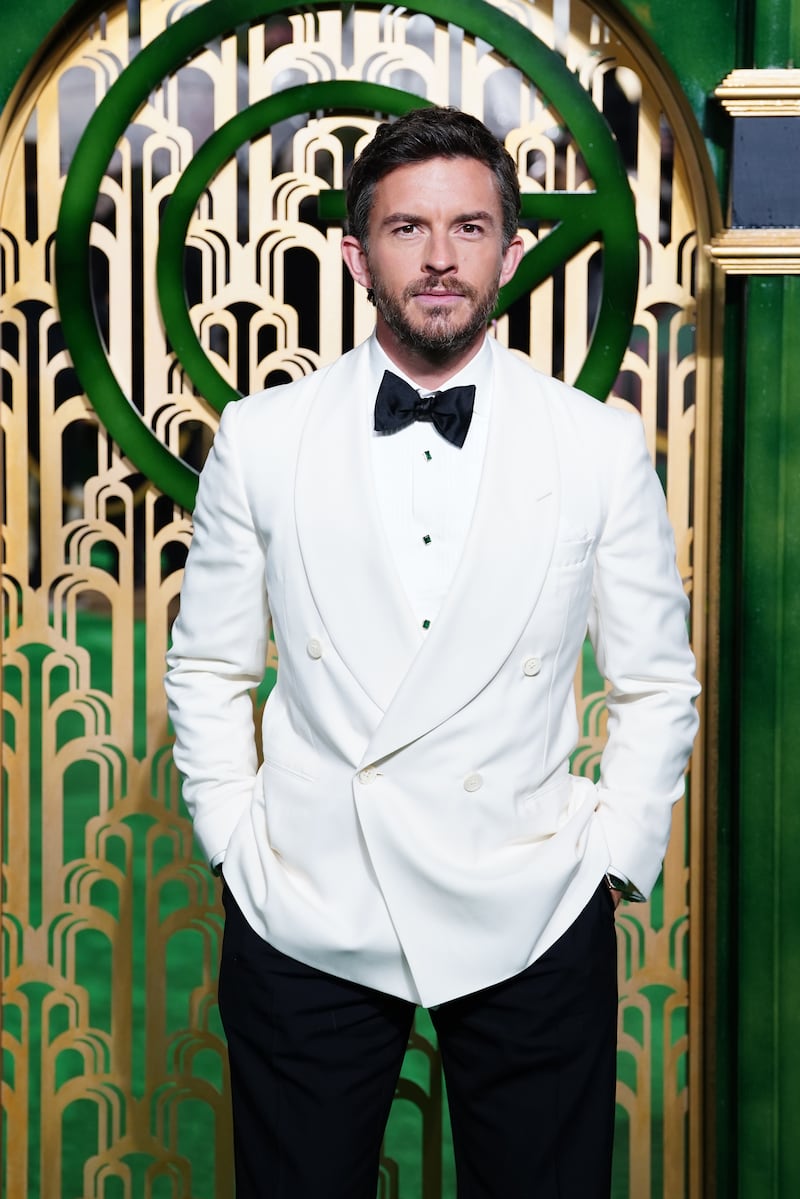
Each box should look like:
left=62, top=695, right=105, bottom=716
left=403, top=277, right=479, bottom=301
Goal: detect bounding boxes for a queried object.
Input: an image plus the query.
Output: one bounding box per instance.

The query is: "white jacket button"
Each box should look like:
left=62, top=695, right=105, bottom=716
left=523, top=656, right=542, bottom=676
left=358, top=767, right=377, bottom=785
left=463, top=772, right=483, bottom=792
left=306, top=638, right=323, bottom=659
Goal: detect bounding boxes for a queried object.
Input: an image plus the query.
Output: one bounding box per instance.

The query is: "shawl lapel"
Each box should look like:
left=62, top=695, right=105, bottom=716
left=294, top=343, right=422, bottom=713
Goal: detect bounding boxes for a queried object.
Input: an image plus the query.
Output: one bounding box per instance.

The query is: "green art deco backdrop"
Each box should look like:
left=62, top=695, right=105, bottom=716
left=3, top=2, right=799, bottom=1198
left=1, top=1, right=715, bottom=1196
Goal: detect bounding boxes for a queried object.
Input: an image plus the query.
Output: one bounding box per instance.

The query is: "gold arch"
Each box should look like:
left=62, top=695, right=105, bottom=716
left=1, top=2, right=720, bottom=1196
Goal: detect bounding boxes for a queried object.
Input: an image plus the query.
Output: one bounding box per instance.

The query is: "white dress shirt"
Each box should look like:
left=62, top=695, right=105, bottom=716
left=367, top=334, right=493, bottom=632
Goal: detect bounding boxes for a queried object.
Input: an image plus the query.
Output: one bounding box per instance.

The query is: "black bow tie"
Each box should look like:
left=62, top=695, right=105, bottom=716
left=374, top=371, right=476, bottom=448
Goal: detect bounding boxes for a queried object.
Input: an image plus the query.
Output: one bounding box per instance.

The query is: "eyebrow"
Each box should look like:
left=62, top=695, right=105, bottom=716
left=380, top=210, right=497, bottom=227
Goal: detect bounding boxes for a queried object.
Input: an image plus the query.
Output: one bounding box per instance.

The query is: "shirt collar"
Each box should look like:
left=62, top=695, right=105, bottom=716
left=367, top=332, right=493, bottom=420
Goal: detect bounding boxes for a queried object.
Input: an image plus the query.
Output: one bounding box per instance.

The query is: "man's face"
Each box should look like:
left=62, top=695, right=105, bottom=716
left=343, top=156, right=523, bottom=362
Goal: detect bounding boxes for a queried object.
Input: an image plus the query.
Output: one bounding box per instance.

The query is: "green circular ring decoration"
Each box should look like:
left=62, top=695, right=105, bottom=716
left=56, top=0, right=639, bottom=509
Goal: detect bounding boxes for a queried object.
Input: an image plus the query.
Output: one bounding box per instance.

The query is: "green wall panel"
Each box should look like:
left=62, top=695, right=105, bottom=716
left=751, top=0, right=800, bottom=64
left=735, top=278, right=800, bottom=1198
left=0, top=0, right=79, bottom=110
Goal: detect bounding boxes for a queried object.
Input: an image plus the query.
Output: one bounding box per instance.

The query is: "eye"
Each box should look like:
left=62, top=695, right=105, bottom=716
left=460, top=223, right=482, bottom=234
left=393, top=222, right=419, bottom=235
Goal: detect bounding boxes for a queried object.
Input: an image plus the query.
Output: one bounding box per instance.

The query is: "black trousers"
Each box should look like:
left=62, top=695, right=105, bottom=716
left=218, top=883, right=618, bottom=1199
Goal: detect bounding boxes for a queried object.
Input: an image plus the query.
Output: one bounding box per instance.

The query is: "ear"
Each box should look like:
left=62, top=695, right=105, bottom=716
left=498, top=234, right=525, bottom=287
left=341, top=235, right=372, bottom=290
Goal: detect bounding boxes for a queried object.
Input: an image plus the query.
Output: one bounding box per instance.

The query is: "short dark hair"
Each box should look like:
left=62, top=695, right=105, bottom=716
left=346, top=106, right=521, bottom=250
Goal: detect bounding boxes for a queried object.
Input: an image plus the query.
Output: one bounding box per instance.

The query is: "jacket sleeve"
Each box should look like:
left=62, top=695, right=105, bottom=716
left=587, top=411, right=700, bottom=896
left=164, top=400, right=270, bottom=864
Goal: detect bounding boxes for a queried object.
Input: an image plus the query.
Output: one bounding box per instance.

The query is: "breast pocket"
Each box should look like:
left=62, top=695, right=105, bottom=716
left=550, top=535, right=594, bottom=569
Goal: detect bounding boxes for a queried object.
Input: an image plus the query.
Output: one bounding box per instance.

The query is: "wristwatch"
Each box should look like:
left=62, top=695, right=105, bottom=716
left=604, top=871, right=646, bottom=903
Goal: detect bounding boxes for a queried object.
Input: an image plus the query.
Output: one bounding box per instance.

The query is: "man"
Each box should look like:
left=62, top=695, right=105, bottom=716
left=165, top=107, right=699, bottom=1198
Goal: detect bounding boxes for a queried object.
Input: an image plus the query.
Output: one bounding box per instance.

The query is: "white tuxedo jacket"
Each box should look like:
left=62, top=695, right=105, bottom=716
left=165, top=337, right=699, bottom=1006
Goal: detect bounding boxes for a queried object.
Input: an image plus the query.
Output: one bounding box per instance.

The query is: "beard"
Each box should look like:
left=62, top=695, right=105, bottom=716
left=369, top=272, right=500, bottom=358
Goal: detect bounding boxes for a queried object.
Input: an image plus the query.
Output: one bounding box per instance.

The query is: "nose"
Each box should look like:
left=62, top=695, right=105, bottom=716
left=422, top=229, right=457, bottom=276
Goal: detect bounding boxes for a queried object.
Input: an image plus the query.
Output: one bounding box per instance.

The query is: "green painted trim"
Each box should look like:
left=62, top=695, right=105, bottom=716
left=751, top=0, right=800, bottom=66
left=0, top=0, right=80, bottom=114
left=737, top=275, right=800, bottom=1197
left=712, top=272, right=746, bottom=1199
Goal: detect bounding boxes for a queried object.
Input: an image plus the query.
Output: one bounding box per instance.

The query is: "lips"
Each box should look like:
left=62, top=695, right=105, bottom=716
left=415, top=291, right=463, bottom=302
left=405, top=279, right=474, bottom=301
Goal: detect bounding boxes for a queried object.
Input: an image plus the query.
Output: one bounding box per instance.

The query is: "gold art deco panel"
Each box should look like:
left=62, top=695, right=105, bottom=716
left=0, top=1, right=714, bottom=1196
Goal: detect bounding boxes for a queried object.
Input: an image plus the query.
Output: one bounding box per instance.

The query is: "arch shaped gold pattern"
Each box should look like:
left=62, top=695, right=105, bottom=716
left=1, top=1, right=717, bottom=1196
